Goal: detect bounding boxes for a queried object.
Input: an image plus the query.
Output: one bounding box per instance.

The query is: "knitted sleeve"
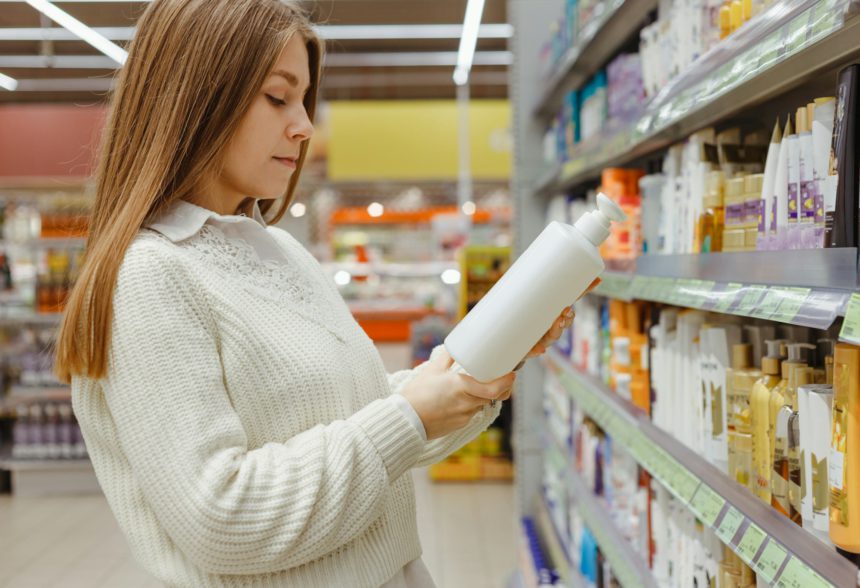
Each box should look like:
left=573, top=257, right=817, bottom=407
left=387, top=345, right=503, bottom=467
left=101, top=240, right=425, bottom=575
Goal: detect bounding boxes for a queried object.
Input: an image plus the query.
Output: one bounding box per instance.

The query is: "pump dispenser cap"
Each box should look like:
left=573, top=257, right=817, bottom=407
left=574, top=192, right=627, bottom=246
left=731, top=343, right=752, bottom=369
left=762, top=339, right=783, bottom=375
left=787, top=342, right=816, bottom=362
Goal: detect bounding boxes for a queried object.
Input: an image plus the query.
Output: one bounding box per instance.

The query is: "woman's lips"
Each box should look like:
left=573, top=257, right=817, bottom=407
left=273, top=156, right=297, bottom=169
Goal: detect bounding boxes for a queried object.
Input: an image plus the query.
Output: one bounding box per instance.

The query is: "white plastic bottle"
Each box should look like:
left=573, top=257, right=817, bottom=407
left=444, top=193, right=626, bottom=382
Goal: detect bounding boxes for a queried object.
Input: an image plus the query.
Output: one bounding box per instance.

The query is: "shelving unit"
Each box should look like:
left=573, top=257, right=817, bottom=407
left=510, top=0, right=860, bottom=585
left=545, top=349, right=858, bottom=588
left=542, top=437, right=658, bottom=588
left=536, top=0, right=860, bottom=195
left=533, top=0, right=658, bottom=120
left=591, top=248, right=858, bottom=329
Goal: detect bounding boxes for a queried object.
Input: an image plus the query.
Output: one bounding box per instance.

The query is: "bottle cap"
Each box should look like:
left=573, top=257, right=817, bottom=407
left=762, top=339, right=783, bottom=375
left=732, top=343, right=752, bottom=369
left=574, top=192, right=627, bottom=246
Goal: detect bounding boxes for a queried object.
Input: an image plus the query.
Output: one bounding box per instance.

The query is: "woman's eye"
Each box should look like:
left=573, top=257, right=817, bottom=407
left=266, top=94, right=287, bottom=107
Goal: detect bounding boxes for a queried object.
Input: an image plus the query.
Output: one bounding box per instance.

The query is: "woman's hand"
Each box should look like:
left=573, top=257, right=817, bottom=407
left=522, top=277, right=602, bottom=362
left=401, top=348, right=515, bottom=440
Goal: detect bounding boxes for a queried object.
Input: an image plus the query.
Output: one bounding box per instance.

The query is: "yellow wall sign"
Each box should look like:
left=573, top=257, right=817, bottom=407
left=327, top=100, right=511, bottom=181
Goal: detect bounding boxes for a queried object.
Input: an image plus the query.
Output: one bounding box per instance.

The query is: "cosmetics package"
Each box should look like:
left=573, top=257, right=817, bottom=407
left=827, top=65, right=860, bottom=248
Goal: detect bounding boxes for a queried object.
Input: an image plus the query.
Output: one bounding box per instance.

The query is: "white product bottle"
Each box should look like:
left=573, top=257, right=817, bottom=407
left=444, top=193, right=626, bottom=382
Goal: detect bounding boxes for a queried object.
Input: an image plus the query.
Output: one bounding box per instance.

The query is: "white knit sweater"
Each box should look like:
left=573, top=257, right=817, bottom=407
left=71, top=201, right=502, bottom=587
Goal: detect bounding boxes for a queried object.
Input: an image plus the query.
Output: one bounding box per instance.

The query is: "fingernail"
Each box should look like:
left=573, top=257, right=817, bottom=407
left=565, top=307, right=574, bottom=318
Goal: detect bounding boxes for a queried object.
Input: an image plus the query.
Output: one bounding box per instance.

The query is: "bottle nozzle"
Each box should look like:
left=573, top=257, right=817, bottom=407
left=597, top=192, right=627, bottom=222
left=787, top=342, right=816, bottom=362
left=574, top=192, right=626, bottom=247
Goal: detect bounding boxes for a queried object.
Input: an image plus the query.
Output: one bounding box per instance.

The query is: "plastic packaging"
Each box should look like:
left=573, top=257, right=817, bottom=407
left=445, top=193, right=626, bottom=382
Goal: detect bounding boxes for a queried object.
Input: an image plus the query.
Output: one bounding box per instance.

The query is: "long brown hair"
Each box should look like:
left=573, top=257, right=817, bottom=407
left=55, top=0, right=323, bottom=382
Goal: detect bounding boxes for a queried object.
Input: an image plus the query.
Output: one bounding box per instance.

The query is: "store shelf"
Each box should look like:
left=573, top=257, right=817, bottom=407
left=0, top=312, right=63, bottom=327
left=542, top=438, right=658, bottom=588
left=588, top=248, right=857, bottom=329
left=544, top=349, right=860, bottom=588
left=537, top=0, right=860, bottom=194
left=534, top=496, right=579, bottom=587
left=533, top=0, right=658, bottom=119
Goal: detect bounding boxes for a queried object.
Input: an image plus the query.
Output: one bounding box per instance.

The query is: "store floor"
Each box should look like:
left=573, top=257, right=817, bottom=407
left=0, top=345, right=517, bottom=587
left=0, top=470, right=516, bottom=587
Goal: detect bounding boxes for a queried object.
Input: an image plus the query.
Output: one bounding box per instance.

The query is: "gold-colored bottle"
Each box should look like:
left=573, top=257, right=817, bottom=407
left=727, top=343, right=760, bottom=490
left=830, top=344, right=860, bottom=552
left=778, top=367, right=813, bottom=525
left=751, top=340, right=783, bottom=502
left=699, top=171, right=726, bottom=253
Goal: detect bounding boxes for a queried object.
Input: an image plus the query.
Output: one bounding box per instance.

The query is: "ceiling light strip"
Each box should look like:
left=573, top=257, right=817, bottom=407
left=24, top=0, right=128, bottom=65
left=454, top=0, right=487, bottom=85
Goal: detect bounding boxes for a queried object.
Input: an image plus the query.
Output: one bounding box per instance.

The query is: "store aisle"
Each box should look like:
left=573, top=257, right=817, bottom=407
left=0, top=470, right=515, bottom=588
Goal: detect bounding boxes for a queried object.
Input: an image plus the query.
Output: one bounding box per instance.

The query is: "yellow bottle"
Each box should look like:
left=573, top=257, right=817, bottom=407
left=727, top=343, right=760, bottom=490
left=751, top=340, right=783, bottom=502
left=719, top=4, right=732, bottom=39
left=730, top=0, right=744, bottom=32
left=742, top=0, right=753, bottom=21
left=830, top=344, right=860, bottom=553
left=699, top=171, right=725, bottom=253
left=775, top=366, right=813, bottom=524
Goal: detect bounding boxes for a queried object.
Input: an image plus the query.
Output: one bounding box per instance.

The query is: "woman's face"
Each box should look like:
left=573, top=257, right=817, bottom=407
left=215, top=35, right=315, bottom=209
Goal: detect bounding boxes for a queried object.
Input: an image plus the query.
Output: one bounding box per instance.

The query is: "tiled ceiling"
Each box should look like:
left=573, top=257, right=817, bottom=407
left=0, top=0, right=509, bottom=104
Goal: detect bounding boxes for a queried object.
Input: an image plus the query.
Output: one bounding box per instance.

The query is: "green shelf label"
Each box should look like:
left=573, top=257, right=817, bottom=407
left=690, top=485, right=726, bottom=527
left=840, top=293, right=860, bottom=345
left=776, top=557, right=833, bottom=588
left=771, top=287, right=811, bottom=323
left=669, top=466, right=701, bottom=503
left=737, top=285, right=767, bottom=316
left=753, top=289, right=783, bottom=320
left=716, top=507, right=745, bottom=544
left=737, top=524, right=767, bottom=565
left=756, top=540, right=789, bottom=584
left=714, top=283, right=743, bottom=313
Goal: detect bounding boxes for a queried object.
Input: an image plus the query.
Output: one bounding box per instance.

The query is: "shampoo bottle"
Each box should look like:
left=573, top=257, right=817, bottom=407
left=775, top=366, right=812, bottom=524
left=785, top=117, right=800, bottom=249
left=798, top=381, right=834, bottom=543
left=727, top=343, right=760, bottom=490
left=797, top=107, right=816, bottom=249
left=758, top=120, right=782, bottom=250
left=751, top=340, right=783, bottom=502
left=445, top=193, right=626, bottom=382
left=830, top=343, right=860, bottom=553
left=812, top=98, right=835, bottom=247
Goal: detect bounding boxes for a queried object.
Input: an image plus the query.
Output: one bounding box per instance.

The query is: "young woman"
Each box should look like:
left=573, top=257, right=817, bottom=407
left=55, top=1, right=579, bottom=586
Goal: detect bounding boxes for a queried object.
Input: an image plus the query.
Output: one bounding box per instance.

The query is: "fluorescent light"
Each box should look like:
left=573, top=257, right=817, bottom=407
left=454, top=0, right=486, bottom=85
left=441, top=269, right=462, bottom=285
left=333, top=271, right=352, bottom=286
left=0, top=55, right=116, bottom=69
left=0, top=72, right=17, bottom=91
left=367, top=203, right=384, bottom=218
left=326, top=51, right=511, bottom=68
left=24, top=0, right=128, bottom=65
left=0, top=24, right=512, bottom=42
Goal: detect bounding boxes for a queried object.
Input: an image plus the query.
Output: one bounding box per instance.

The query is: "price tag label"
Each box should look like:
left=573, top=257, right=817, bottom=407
left=811, top=0, right=840, bottom=40
left=690, top=485, right=726, bottom=526
left=772, top=287, right=810, bottom=323
left=839, top=293, right=860, bottom=345
left=714, top=283, right=743, bottom=313
left=788, top=12, right=811, bottom=53
left=753, top=289, right=782, bottom=320
left=757, top=30, right=783, bottom=70
left=737, top=286, right=767, bottom=316
left=776, top=557, right=832, bottom=588
left=716, top=506, right=745, bottom=544
left=737, top=524, right=767, bottom=565
left=756, top=540, right=788, bottom=583
left=670, top=467, right=701, bottom=502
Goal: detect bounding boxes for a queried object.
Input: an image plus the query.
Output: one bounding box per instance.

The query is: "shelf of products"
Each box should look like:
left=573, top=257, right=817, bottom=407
left=533, top=496, right=575, bottom=587
left=534, top=0, right=658, bottom=120
left=538, top=0, right=860, bottom=195
left=545, top=348, right=859, bottom=588
left=589, top=248, right=858, bottom=330
left=543, top=438, right=658, bottom=588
